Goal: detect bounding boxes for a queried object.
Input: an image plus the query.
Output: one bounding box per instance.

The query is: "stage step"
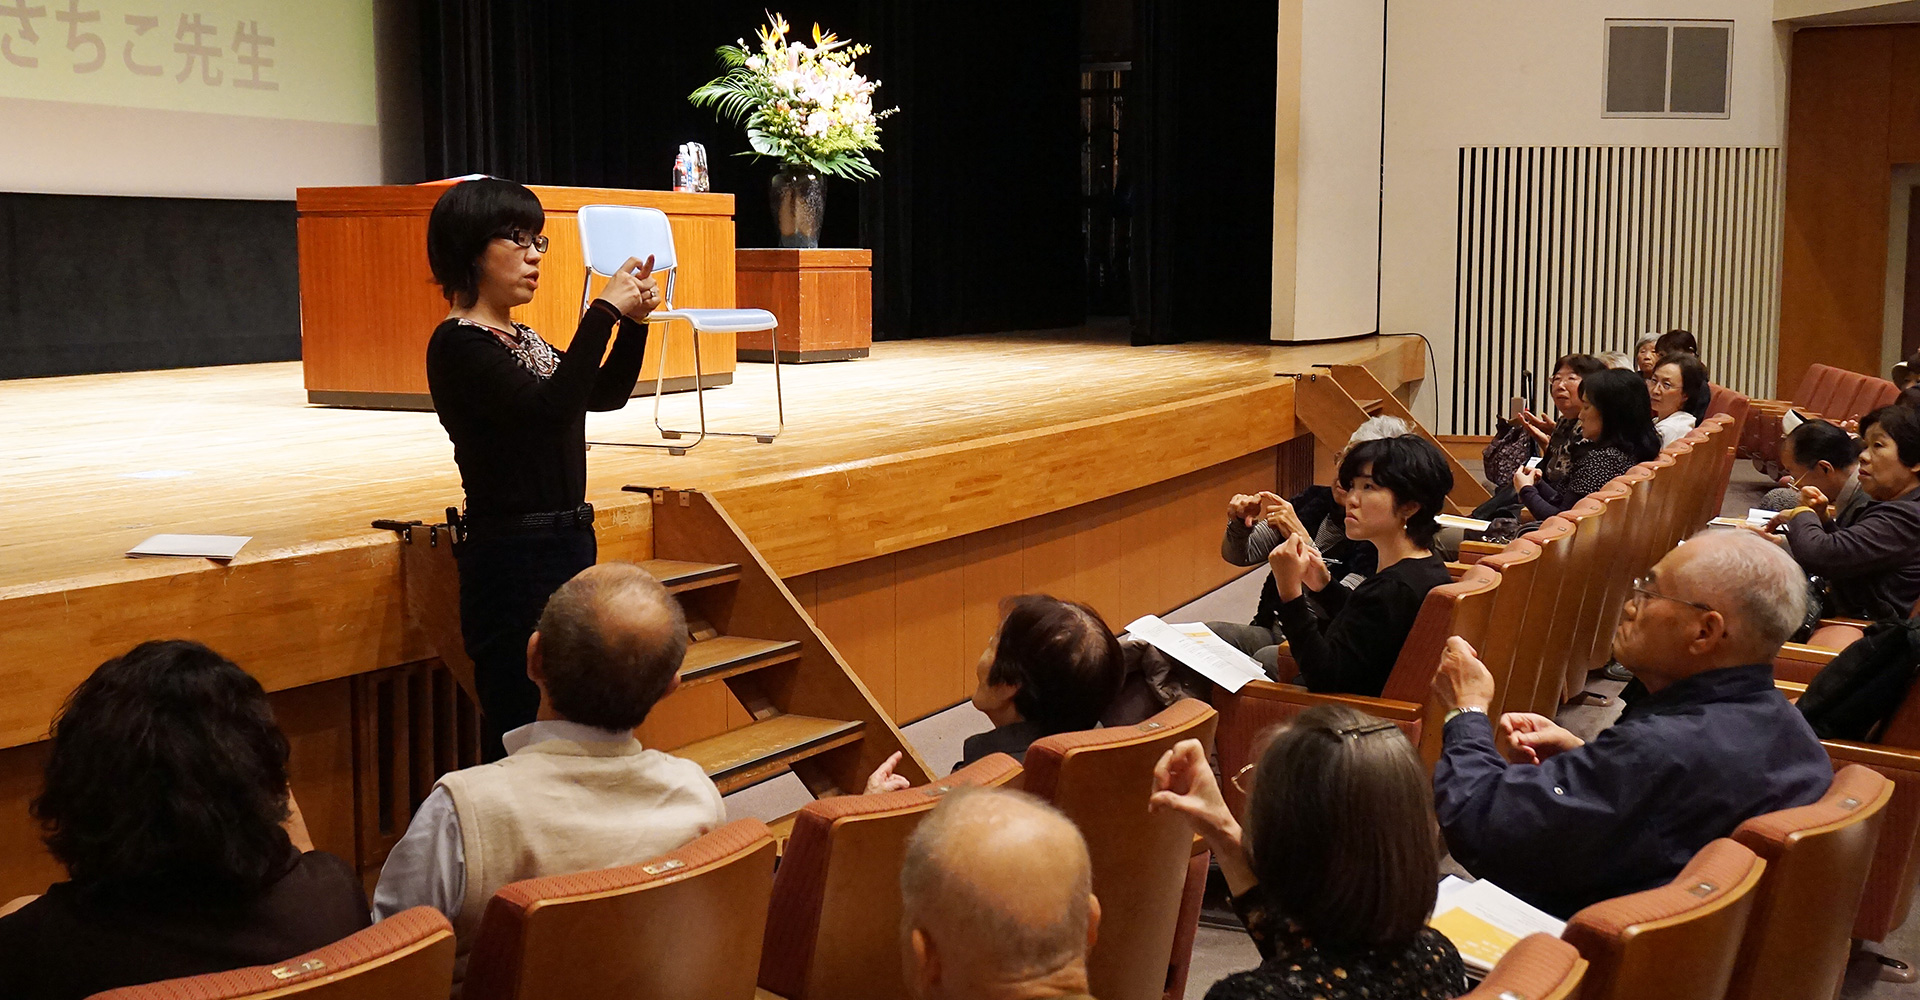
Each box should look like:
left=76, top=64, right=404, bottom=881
left=678, top=714, right=865, bottom=794
left=638, top=559, right=742, bottom=594
left=679, top=635, right=803, bottom=686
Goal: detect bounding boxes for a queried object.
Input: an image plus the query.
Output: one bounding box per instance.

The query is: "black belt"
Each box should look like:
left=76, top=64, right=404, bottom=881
left=457, top=503, right=594, bottom=537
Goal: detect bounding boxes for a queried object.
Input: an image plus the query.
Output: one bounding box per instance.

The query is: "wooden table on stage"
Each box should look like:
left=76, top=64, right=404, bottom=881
left=296, top=184, right=740, bottom=410
left=735, top=248, right=873, bottom=362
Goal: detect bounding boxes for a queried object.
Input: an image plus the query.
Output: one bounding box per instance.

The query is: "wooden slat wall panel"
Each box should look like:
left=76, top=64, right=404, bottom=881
left=893, top=538, right=970, bottom=723
left=1451, top=145, right=1782, bottom=434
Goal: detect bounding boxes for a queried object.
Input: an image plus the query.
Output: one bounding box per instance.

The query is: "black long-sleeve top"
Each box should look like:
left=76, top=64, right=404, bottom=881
left=1220, top=485, right=1378, bottom=629
left=1517, top=441, right=1637, bottom=520
left=1206, top=890, right=1467, bottom=1000
left=425, top=301, right=647, bottom=516
left=1274, top=553, right=1452, bottom=696
left=1784, top=486, right=1920, bottom=620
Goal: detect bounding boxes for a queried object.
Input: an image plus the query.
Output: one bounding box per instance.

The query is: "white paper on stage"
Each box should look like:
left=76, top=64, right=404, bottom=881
left=1124, top=615, right=1268, bottom=693
left=127, top=534, right=252, bottom=561
left=1429, top=875, right=1567, bottom=975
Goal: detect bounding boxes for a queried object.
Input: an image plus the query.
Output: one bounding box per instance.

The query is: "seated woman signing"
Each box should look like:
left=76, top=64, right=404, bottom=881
left=1150, top=706, right=1468, bottom=1000
left=1512, top=368, right=1660, bottom=520
left=1264, top=435, right=1454, bottom=697
left=1766, top=405, right=1920, bottom=620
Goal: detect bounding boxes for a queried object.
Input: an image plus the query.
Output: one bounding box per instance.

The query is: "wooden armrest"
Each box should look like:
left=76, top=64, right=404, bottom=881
left=1226, top=679, right=1423, bottom=722
left=0, top=895, right=39, bottom=918
left=1819, top=617, right=1874, bottom=630
left=1775, top=680, right=1807, bottom=703
left=1446, top=561, right=1472, bottom=578
left=1749, top=399, right=1794, bottom=414
left=1459, top=540, right=1504, bottom=556
left=1822, top=740, right=1920, bottom=772
left=1778, top=643, right=1841, bottom=666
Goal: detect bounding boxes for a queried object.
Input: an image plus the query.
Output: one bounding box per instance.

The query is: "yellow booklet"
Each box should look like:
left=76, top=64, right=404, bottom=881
left=1429, top=876, right=1566, bottom=975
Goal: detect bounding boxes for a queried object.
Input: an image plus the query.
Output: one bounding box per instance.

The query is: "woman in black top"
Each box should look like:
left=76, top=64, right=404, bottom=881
left=1473, top=353, right=1608, bottom=521
left=1513, top=368, right=1660, bottom=521
left=1265, top=435, right=1455, bottom=696
left=0, top=641, right=370, bottom=1000
left=1151, top=705, right=1467, bottom=1000
left=423, top=179, right=659, bottom=754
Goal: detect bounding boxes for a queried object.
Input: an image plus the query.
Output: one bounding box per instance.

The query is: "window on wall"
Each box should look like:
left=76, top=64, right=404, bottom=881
left=1604, top=20, right=1733, bottom=118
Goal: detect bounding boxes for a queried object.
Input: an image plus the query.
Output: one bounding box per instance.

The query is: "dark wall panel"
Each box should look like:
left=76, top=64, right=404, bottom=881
left=0, top=193, right=298, bottom=379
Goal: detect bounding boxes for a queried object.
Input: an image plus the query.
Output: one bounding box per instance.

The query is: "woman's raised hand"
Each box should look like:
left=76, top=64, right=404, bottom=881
left=596, top=255, right=660, bottom=320
left=1267, top=534, right=1316, bottom=600
left=1228, top=494, right=1263, bottom=525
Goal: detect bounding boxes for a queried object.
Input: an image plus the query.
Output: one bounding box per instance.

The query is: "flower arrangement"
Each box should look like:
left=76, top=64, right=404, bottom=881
left=689, top=13, right=895, bottom=181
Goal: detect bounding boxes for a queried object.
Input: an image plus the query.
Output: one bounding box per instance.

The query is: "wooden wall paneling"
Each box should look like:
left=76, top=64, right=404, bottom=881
left=272, top=680, right=359, bottom=865
left=1023, top=508, right=1081, bottom=601
left=1780, top=27, right=1896, bottom=392
left=1889, top=27, right=1920, bottom=163
left=785, top=571, right=818, bottom=617
left=961, top=522, right=1027, bottom=691
left=1070, top=494, right=1127, bottom=630
left=1115, top=487, right=1170, bottom=627
left=892, top=537, right=970, bottom=722
left=297, top=215, right=442, bottom=396
left=0, top=740, right=59, bottom=901
left=812, top=556, right=900, bottom=716
left=635, top=682, right=732, bottom=753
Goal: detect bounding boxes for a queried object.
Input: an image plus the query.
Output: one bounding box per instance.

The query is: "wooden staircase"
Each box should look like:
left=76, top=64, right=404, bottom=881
left=1288, top=364, right=1492, bottom=515
left=365, top=490, right=933, bottom=876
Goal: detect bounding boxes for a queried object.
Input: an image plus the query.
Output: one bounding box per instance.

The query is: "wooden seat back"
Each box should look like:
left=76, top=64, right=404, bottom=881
left=756, top=754, right=1023, bottom=1000
left=1559, top=487, right=1633, bottom=704
left=1461, top=933, right=1586, bottom=1000
left=1508, top=516, right=1579, bottom=717
left=1561, top=838, right=1767, bottom=1000
left=1724, top=765, right=1893, bottom=1000
left=1704, top=390, right=1750, bottom=517
left=1472, top=536, right=1543, bottom=718
left=1024, top=700, right=1217, bottom=1000
left=89, top=907, right=455, bottom=1000
left=462, top=820, right=776, bottom=1000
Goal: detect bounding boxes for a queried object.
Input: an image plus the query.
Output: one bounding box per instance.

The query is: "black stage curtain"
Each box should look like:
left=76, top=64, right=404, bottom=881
left=0, top=193, right=299, bottom=380
left=419, top=1, right=1083, bottom=339
left=1128, top=0, right=1276, bottom=345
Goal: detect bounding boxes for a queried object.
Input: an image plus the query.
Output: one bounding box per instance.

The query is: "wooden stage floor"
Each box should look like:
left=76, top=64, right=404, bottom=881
left=0, top=327, right=1421, bottom=752
left=2, top=328, right=1418, bottom=598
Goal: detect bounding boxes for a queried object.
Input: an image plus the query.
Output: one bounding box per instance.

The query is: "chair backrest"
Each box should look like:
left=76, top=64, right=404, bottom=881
left=1724, top=765, right=1893, bottom=1000
left=462, top=819, right=776, bottom=1000
left=1699, top=405, right=1745, bottom=522
left=1473, top=537, right=1543, bottom=718
left=1461, top=933, right=1587, bottom=1000
left=1559, top=486, right=1635, bottom=702
left=1506, top=516, right=1579, bottom=717
left=756, top=754, right=1022, bottom=1000
left=1561, top=838, right=1767, bottom=1000
left=577, top=204, right=681, bottom=278
left=1795, top=363, right=1847, bottom=412
left=1381, top=563, right=1503, bottom=704
left=89, top=907, right=455, bottom=1000
left=1024, top=699, right=1218, bottom=1000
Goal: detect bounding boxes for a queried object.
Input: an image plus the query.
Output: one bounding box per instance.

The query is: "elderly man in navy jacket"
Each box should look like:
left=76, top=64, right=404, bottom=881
left=1431, top=528, right=1832, bottom=918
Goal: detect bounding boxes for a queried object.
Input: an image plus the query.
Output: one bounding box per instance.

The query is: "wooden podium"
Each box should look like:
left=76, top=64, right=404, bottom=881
left=735, top=248, right=873, bottom=362
left=296, top=185, right=739, bottom=409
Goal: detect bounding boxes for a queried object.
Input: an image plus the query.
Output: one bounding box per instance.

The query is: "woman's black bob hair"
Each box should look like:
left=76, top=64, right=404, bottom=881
left=1336, top=435, right=1454, bottom=548
left=1578, top=368, right=1663, bottom=462
left=426, top=178, right=545, bottom=307
left=32, top=640, right=298, bottom=903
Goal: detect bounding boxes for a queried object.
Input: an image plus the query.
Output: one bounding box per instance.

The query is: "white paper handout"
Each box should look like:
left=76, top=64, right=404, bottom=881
left=1429, top=876, right=1567, bottom=975
left=1435, top=513, right=1492, bottom=532
left=1124, top=615, right=1269, bottom=693
left=126, top=534, right=252, bottom=561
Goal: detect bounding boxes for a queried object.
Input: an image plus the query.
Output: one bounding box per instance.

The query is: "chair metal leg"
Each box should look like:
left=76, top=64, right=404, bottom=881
left=654, top=325, right=785, bottom=445
left=588, top=316, right=706, bottom=455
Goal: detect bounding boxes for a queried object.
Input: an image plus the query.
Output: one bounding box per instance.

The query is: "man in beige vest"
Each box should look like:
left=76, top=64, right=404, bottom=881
left=371, top=562, right=723, bottom=976
left=900, top=787, right=1102, bottom=1000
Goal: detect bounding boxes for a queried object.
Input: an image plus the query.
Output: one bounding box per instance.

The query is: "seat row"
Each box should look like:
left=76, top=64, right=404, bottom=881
left=89, top=701, right=1221, bottom=1000
left=1742, top=361, right=1902, bottom=471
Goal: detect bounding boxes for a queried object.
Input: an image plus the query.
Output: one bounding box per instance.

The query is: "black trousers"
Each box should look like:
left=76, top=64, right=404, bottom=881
left=455, top=523, right=596, bottom=760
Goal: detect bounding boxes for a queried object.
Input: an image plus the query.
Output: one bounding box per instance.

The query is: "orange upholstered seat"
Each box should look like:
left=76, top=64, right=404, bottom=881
left=1024, top=699, right=1218, bottom=1000
left=755, top=753, right=1023, bottom=1000
left=1724, top=764, right=1894, bottom=1000
left=461, top=819, right=777, bottom=1000
left=87, top=907, right=455, bottom=1000
left=1460, top=933, right=1585, bottom=1000
left=1561, top=838, right=1767, bottom=1000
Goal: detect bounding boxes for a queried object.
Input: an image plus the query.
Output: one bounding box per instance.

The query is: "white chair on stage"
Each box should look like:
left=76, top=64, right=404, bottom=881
left=577, top=204, right=783, bottom=455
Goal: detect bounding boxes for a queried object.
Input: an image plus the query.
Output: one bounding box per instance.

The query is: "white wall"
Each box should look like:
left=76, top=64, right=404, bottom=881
left=1275, top=0, right=1388, bottom=342
left=1373, top=0, right=1787, bottom=426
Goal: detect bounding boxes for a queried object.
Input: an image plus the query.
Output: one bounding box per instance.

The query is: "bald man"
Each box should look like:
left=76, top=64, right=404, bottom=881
left=900, top=788, right=1102, bottom=1000
left=371, top=563, right=724, bottom=977
left=1430, top=529, right=1832, bottom=917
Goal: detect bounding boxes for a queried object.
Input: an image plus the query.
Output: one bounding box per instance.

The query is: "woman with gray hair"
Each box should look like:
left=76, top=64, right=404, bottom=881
left=1207, top=416, right=1411, bottom=670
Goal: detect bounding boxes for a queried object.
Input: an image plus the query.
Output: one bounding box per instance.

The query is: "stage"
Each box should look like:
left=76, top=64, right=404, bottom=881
left=0, top=327, right=1424, bottom=893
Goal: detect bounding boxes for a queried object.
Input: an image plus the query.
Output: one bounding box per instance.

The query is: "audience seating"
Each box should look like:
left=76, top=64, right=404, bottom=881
left=1460, top=933, right=1586, bottom=1000
left=1704, top=387, right=1751, bottom=518
left=1023, top=698, right=1217, bottom=1000
left=1741, top=363, right=1900, bottom=469
left=1560, top=838, right=1767, bottom=1000
left=1813, top=683, right=1920, bottom=950
left=462, top=820, right=777, bottom=1000
left=87, top=907, right=456, bottom=1000
left=1213, top=565, right=1501, bottom=811
left=1723, top=765, right=1894, bottom=1000
left=755, top=754, right=1023, bottom=1000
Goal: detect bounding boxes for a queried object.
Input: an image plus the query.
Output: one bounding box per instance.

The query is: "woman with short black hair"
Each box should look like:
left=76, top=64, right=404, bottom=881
left=1264, top=435, right=1455, bottom=697
left=1513, top=368, right=1661, bottom=519
left=1769, top=405, right=1920, bottom=619
left=1649, top=351, right=1710, bottom=446
left=424, top=178, right=661, bottom=756
left=1151, top=705, right=1468, bottom=1000
left=0, top=641, right=369, bottom=1000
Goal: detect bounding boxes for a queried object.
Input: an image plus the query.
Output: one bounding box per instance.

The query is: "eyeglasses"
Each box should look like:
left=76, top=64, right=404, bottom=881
left=495, top=229, right=550, bottom=253
left=1231, top=763, right=1256, bottom=795
left=1630, top=575, right=1716, bottom=614
left=1549, top=375, right=1581, bottom=385
left=1229, top=718, right=1399, bottom=795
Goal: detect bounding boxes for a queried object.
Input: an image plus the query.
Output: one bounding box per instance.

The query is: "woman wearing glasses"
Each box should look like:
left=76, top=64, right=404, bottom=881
left=424, top=178, right=660, bottom=757
left=1150, top=705, right=1467, bottom=1000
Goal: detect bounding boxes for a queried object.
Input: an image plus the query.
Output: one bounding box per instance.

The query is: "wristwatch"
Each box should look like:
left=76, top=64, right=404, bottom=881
left=1444, top=706, right=1488, bottom=725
